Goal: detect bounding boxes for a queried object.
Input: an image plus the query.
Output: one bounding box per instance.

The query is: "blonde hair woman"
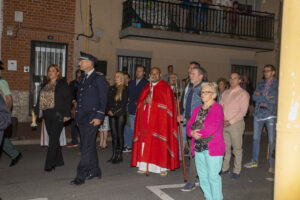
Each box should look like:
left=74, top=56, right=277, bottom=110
left=35, top=64, right=72, bottom=172
left=107, top=72, right=129, bottom=164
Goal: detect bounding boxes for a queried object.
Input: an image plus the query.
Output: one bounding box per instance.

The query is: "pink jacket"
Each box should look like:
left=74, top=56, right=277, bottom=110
left=187, top=102, right=225, bottom=156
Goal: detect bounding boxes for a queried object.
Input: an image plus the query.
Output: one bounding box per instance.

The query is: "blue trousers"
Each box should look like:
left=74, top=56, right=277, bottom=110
left=2, top=138, right=19, bottom=159
left=195, top=150, right=223, bottom=200
left=76, top=123, right=101, bottom=180
left=124, top=115, right=135, bottom=147
left=252, top=116, right=276, bottom=166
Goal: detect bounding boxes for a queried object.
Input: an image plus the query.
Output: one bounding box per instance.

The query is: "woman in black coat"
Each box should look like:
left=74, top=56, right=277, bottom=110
left=107, top=72, right=129, bottom=164
left=36, top=64, right=72, bottom=171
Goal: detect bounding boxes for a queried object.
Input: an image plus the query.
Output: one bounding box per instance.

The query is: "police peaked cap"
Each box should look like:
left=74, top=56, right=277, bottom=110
left=79, top=51, right=97, bottom=63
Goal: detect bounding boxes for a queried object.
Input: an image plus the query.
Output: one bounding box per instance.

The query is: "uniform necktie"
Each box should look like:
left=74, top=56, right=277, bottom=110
left=82, top=74, right=88, bottom=84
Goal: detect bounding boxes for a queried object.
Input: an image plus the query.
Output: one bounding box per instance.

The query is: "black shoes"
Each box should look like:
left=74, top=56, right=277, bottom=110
left=9, top=153, right=22, bottom=167
left=70, top=178, right=85, bottom=186
left=86, top=173, right=102, bottom=180
left=44, top=166, right=55, bottom=172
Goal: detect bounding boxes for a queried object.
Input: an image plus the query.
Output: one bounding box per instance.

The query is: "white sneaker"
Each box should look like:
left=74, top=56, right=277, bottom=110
left=268, top=167, right=274, bottom=174
left=244, top=160, right=258, bottom=168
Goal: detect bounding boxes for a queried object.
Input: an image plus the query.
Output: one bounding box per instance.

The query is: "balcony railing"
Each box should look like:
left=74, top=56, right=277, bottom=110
left=122, top=0, right=275, bottom=41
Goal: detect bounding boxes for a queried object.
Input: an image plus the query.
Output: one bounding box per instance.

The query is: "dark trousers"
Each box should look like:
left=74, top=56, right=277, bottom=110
left=76, top=123, right=101, bottom=180
left=70, top=119, right=79, bottom=145
left=43, top=109, right=64, bottom=170
left=109, top=115, right=126, bottom=151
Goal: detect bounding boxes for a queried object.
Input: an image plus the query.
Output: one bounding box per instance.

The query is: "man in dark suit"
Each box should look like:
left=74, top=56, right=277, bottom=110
left=70, top=52, right=108, bottom=185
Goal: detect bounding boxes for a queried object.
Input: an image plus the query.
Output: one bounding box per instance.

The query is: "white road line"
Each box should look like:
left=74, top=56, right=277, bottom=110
left=28, top=198, right=48, bottom=200
left=146, top=184, right=185, bottom=200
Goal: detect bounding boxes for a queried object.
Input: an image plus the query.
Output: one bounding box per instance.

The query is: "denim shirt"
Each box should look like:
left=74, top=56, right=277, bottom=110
left=183, top=82, right=203, bottom=119
left=253, top=78, right=278, bottom=119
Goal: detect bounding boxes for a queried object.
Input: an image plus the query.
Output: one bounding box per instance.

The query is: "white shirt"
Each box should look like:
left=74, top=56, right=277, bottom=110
left=86, top=68, right=95, bottom=79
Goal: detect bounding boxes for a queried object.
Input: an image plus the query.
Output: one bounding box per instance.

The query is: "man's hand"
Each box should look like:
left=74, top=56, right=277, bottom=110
left=224, top=120, right=231, bottom=127
left=145, top=95, right=152, bottom=105
left=63, top=117, right=71, bottom=122
left=90, top=119, right=101, bottom=126
left=108, top=110, right=113, bottom=117
left=191, top=129, right=202, bottom=140
left=177, top=115, right=184, bottom=122
left=255, top=92, right=261, bottom=96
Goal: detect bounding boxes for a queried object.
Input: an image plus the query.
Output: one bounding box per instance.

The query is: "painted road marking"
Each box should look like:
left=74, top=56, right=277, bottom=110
left=28, top=198, right=48, bottom=200
left=146, top=183, right=185, bottom=200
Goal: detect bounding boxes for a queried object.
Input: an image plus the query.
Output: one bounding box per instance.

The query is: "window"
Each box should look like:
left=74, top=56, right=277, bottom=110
left=30, top=41, right=68, bottom=110
left=231, top=64, right=257, bottom=89
left=117, top=55, right=151, bottom=79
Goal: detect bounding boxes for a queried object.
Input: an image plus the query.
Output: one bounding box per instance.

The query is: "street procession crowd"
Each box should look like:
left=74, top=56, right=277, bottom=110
left=0, top=51, right=278, bottom=200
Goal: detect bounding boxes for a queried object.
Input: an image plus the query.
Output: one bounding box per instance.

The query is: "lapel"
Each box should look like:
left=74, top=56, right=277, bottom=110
left=82, top=70, right=96, bottom=87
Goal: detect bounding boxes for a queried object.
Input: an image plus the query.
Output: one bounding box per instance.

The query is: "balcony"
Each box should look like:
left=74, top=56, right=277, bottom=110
left=120, top=0, right=275, bottom=51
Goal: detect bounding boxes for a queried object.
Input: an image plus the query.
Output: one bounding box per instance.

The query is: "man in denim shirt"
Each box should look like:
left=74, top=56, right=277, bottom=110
left=244, top=64, right=278, bottom=173
left=180, top=62, right=207, bottom=191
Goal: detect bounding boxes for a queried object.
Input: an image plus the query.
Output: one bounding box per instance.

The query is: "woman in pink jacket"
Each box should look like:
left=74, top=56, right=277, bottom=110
left=187, top=82, right=225, bottom=200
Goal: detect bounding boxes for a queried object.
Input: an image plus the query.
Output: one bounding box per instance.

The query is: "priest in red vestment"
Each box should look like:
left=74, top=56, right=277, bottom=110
left=131, top=67, right=179, bottom=176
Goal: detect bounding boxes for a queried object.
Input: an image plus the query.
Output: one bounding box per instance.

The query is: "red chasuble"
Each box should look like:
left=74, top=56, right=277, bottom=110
left=131, top=80, right=179, bottom=171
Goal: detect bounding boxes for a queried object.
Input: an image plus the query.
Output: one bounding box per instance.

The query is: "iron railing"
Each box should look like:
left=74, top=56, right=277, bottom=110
left=122, top=0, right=274, bottom=40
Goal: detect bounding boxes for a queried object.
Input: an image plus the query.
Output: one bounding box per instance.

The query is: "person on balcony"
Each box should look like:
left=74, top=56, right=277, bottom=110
left=230, top=1, right=241, bottom=36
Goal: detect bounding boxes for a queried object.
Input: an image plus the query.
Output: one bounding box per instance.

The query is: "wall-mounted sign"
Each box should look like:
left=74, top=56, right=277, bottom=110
left=8, top=60, right=17, bottom=71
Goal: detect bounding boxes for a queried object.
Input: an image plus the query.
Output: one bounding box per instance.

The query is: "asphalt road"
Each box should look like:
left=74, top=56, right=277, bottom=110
left=0, top=134, right=274, bottom=200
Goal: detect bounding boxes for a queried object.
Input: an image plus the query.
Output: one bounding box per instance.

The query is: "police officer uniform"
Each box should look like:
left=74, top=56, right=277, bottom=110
left=71, top=52, right=108, bottom=185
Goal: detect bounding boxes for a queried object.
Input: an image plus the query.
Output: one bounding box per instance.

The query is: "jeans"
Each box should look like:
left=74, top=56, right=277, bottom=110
left=195, top=150, right=223, bottom=200
left=124, top=115, right=135, bottom=147
left=252, top=116, right=276, bottom=166
left=70, top=119, right=79, bottom=145
left=2, top=138, right=19, bottom=159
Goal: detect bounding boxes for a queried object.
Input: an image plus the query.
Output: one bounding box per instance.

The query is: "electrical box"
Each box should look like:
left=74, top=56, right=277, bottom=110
left=24, top=66, right=30, bottom=73
left=8, top=60, right=17, bottom=71
left=15, top=11, right=23, bottom=23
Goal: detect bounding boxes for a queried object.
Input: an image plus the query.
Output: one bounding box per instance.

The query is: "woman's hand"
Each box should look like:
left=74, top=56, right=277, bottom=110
left=63, top=117, right=71, bottom=122
left=191, top=129, right=202, bottom=140
left=108, top=110, right=113, bottom=116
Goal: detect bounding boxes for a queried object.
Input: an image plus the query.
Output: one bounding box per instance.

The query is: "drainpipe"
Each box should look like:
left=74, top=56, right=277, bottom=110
left=274, top=0, right=300, bottom=199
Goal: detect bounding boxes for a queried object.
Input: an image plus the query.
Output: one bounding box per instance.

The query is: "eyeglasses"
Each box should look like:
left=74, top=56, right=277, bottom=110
left=201, top=91, right=214, bottom=95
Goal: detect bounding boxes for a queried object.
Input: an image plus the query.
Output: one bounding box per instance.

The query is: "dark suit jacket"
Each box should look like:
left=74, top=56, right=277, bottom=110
left=128, top=78, right=148, bottom=115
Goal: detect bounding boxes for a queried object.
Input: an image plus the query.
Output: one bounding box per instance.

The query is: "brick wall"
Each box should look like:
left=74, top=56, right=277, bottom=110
left=1, top=0, right=76, bottom=90
left=1, top=0, right=76, bottom=122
